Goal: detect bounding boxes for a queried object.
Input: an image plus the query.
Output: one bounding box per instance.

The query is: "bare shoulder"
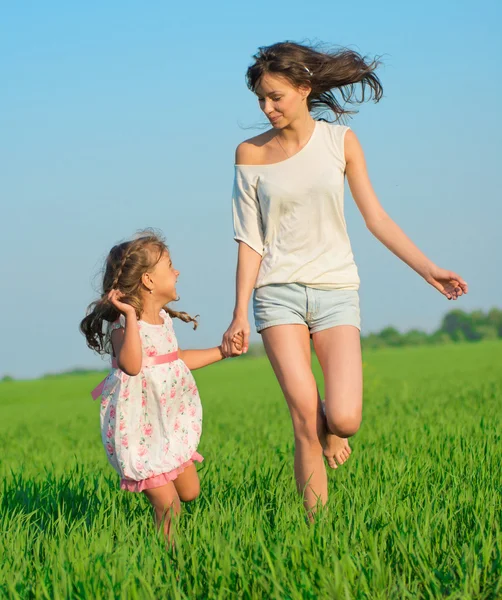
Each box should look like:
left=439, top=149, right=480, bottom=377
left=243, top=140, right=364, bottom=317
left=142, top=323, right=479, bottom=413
left=344, top=129, right=364, bottom=164
left=235, top=130, right=276, bottom=165
left=344, top=128, right=360, bottom=148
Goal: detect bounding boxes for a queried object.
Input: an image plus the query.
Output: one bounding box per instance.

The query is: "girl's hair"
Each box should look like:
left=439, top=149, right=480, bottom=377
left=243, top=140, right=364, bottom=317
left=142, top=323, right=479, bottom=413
left=80, top=231, right=198, bottom=355
left=246, top=41, right=383, bottom=121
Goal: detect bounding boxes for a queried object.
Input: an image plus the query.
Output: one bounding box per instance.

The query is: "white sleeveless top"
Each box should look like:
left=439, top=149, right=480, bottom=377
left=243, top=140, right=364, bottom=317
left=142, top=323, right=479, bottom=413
left=232, top=121, right=360, bottom=290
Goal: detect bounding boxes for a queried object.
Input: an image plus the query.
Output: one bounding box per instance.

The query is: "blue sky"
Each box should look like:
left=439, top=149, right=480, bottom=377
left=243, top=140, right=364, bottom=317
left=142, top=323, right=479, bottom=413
left=1, top=0, right=501, bottom=379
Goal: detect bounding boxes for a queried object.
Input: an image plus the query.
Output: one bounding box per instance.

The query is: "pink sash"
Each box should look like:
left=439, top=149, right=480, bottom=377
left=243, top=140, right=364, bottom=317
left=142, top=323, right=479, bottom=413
left=91, top=351, right=179, bottom=400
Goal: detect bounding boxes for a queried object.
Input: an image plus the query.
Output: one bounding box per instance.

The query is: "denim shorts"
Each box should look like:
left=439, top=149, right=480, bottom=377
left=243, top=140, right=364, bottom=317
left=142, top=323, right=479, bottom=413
left=253, top=283, right=361, bottom=334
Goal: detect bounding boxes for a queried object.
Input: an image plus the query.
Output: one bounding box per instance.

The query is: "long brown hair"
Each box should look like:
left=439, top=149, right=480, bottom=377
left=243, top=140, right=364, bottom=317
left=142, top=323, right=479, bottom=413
left=246, top=41, right=383, bottom=121
left=80, top=231, right=198, bottom=355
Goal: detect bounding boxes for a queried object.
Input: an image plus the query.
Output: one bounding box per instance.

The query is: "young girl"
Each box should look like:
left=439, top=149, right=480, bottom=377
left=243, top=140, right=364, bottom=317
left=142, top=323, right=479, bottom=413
left=222, top=41, right=468, bottom=517
left=81, top=231, right=242, bottom=538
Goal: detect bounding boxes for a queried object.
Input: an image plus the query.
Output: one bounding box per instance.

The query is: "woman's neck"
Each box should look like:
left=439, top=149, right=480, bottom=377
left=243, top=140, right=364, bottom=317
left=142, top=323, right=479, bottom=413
left=276, top=112, right=315, bottom=145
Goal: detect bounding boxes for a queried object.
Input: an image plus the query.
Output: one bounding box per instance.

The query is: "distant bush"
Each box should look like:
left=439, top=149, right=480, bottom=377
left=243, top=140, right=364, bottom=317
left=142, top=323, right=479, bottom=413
left=244, top=308, right=502, bottom=356
left=42, top=367, right=108, bottom=379
left=361, top=307, right=502, bottom=350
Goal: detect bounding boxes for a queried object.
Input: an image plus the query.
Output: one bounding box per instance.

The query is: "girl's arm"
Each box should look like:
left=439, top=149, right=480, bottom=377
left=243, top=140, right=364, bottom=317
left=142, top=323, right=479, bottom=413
left=179, top=333, right=242, bottom=370
left=109, top=291, right=142, bottom=376
left=178, top=347, right=226, bottom=370
left=221, top=241, right=262, bottom=355
left=345, top=130, right=468, bottom=299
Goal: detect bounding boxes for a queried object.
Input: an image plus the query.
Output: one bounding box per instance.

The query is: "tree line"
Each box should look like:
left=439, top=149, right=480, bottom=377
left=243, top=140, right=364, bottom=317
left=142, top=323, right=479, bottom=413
left=361, top=308, right=502, bottom=349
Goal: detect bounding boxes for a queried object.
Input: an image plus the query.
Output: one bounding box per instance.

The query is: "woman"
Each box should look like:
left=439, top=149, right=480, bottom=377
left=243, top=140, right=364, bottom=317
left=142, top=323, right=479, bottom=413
left=221, top=41, right=467, bottom=516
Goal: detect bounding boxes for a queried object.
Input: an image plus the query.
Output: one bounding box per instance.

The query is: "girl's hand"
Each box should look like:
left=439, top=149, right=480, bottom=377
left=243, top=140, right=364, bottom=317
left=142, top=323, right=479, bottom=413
left=424, top=266, right=468, bottom=300
left=222, top=316, right=250, bottom=357
left=219, top=333, right=244, bottom=358
left=231, top=332, right=244, bottom=355
left=107, top=289, right=136, bottom=316
left=219, top=332, right=245, bottom=359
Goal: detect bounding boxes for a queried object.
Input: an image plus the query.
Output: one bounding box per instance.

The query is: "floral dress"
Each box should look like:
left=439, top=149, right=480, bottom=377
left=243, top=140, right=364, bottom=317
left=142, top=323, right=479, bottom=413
left=99, top=309, right=203, bottom=492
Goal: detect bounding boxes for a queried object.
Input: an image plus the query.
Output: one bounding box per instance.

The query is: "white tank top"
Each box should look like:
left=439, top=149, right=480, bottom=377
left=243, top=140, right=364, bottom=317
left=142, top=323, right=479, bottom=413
left=232, top=121, right=359, bottom=290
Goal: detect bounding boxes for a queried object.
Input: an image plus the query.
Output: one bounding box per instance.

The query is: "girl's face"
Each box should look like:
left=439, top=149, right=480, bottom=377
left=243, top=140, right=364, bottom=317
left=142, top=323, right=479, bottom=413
left=145, top=251, right=179, bottom=303
left=255, top=73, right=310, bottom=129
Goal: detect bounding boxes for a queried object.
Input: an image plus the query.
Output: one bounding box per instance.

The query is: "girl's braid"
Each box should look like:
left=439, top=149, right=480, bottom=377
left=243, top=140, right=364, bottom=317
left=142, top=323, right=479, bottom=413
left=165, top=307, right=199, bottom=330
left=109, top=243, right=135, bottom=292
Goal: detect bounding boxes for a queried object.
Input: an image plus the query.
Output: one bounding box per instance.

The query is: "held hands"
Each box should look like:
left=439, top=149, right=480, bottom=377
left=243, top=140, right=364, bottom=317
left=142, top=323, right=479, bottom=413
left=219, top=332, right=244, bottom=358
left=107, top=289, right=136, bottom=316
left=231, top=332, right=244, bottom=356
left=221, top=316, right=250, bottom=357
left=424, top=266, right=468, bottom=300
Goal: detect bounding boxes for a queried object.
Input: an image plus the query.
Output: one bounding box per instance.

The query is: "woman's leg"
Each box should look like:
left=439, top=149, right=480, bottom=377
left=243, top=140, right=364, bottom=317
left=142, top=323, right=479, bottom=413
left=261, top=324, right=327, bottom=515
left=312, top=325, right=362, bottom=464
left=315, top=388, right=352, bottom=470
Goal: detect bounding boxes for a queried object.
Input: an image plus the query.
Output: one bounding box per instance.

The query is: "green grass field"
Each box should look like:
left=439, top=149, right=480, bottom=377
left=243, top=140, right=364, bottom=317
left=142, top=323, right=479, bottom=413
left=1, top=341, right=501, bottom=599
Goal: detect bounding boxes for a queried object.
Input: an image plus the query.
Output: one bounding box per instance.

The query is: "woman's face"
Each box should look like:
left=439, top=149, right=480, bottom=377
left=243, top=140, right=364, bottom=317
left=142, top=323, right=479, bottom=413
left=255, top=73, right=310, bottom=129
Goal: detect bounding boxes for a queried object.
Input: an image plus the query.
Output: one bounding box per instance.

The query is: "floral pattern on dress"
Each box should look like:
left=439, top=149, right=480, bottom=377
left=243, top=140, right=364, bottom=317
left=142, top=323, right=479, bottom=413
left=99, top=310, right=203, bottom=486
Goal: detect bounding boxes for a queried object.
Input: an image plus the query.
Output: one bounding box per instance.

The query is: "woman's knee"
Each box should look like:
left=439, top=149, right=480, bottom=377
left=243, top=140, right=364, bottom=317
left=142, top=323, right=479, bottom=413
left=326, top=411, right=361, bottom=438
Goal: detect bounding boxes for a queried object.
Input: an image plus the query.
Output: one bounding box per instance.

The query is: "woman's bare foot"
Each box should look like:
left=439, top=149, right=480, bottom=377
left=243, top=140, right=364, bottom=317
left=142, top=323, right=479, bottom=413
left=323, top=432, right=351, bottom=469
left=319, top=399, right=352, bottom=469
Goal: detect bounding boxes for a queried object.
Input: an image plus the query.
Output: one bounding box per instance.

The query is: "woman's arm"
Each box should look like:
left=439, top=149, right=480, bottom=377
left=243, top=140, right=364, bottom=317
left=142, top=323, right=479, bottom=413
left=222, top=142, right=265, bottom=354
left=234, top=241, right=262, bottom=320
left=345, top=130, right=468, bottom=299
left=221, top=241, right=262, bottom=355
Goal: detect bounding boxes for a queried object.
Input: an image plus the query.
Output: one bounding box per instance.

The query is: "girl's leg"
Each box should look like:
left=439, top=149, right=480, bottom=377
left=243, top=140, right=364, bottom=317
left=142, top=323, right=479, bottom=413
left=312, top=325, right=362, bottom=465
left=173, top=464, right=200, bottom=502
left=261, top=324, right=327, bottom=515
left=143, top=482, right=181, bottom=539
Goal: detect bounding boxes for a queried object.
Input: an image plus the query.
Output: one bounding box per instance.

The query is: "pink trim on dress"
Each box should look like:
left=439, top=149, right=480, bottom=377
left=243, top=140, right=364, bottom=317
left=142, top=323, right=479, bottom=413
left=120, top=452, right=204, bottom=492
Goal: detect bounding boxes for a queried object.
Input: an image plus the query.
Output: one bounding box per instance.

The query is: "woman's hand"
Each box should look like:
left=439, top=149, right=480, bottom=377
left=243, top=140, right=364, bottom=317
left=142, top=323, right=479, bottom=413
left=107, top=290, right=136, bottom=316
left=222, top=315, right=250, bottom=357
left=423, top=266, right=468, bottom=300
